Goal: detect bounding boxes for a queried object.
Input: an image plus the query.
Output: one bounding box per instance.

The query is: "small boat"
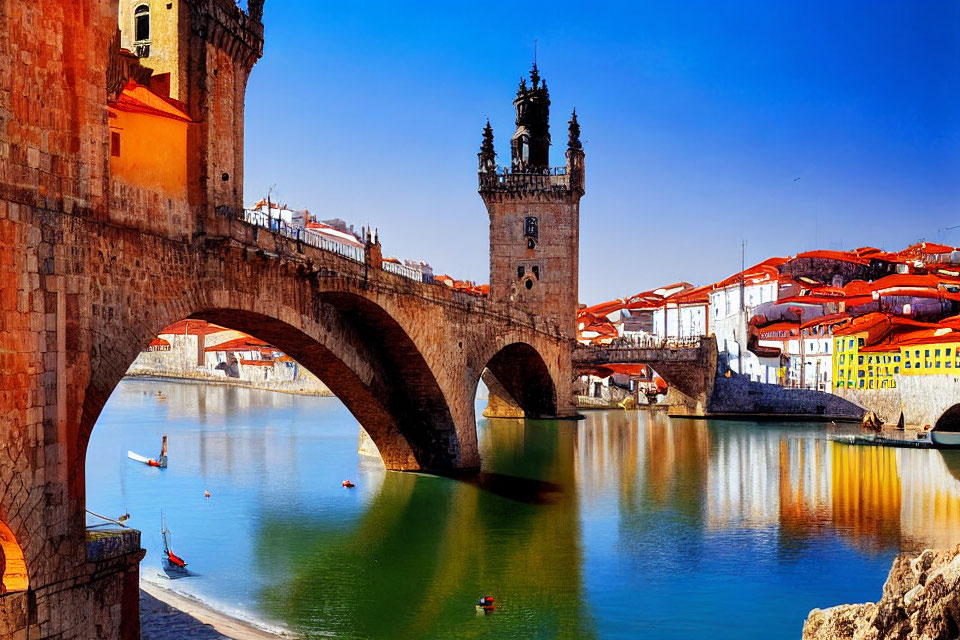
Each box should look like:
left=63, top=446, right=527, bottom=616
left=342, top=480, right=355, bottom=488
left=160, top=511, right=189, bottom=577
left=476, top=596, right=495, bottom=613
left=128, top=435, right=168, bottom=468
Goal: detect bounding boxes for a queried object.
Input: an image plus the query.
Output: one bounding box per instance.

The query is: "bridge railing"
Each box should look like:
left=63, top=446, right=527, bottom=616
left=239, top=209, right=365, bottom=263
left=382, top=260, right=423, bottom=281
left=597, top=335, right=704, bottom=350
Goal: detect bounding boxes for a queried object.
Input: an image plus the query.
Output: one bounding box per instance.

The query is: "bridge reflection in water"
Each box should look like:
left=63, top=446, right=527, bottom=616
left=88, top=382, right=960, bottom=638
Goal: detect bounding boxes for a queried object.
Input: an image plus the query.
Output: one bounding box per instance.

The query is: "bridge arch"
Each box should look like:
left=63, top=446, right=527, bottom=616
left=77, top=291, right=465, bottom=496
left=480, top=342, right=558, bottom=419
left=934, top=405, right=960, bottom=434
left=0, top=521, right=28, bottom=594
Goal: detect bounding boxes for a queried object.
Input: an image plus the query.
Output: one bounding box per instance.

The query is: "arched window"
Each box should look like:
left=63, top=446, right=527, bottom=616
left=134, top=4, right=150, bottom=42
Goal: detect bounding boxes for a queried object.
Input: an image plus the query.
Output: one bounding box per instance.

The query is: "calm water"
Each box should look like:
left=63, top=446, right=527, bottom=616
left=87, top=379, right=960, bottom=639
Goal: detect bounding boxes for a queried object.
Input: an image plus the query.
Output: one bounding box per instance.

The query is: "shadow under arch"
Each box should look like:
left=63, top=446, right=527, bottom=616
left=480, top=342, right=558, bottom=419
left=934, top=404, right=960, bottom=433
left=77, top=292, right=464, bottom=497
left=0, top=521, right=28, bottom=594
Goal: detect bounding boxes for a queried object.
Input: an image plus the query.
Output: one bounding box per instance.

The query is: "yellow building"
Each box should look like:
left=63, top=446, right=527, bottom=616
left=898, top=339, right=960, bottom=375
left=119, top=0, right=187, bottom=100
left=833, top=332, right=900, bottom=390
left=832, top=313, right=902, bottom=390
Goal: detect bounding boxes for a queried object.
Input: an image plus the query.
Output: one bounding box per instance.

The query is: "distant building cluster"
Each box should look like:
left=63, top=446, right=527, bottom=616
left=129, top=320, right=331, bottom=395
left=579, top=242, right=960, bottom=395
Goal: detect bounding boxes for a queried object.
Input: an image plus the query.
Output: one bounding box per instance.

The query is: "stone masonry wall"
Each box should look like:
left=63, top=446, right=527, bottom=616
left=838, top=374, right=960, bottom=428
left=708, top=374, right=864, bottom=419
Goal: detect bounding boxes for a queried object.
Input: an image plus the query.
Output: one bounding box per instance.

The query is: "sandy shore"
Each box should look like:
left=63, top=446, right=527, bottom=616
left=141, top=579, right=298, bottom=640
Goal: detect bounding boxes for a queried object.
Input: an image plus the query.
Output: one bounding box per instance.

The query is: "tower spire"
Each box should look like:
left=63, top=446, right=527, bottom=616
left=478, top=119, right=496, bottom=173
left=567, top=108, right=582, bottom=150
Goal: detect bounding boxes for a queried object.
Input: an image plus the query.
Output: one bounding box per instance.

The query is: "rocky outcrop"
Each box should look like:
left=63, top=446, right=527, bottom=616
left=803, top=545, right=960, bottom=640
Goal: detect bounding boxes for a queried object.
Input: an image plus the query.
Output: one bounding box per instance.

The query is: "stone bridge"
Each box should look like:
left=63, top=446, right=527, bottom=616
left=0, top=1, right=580, bottom=637
left=572, top=338, right=719, bottom=414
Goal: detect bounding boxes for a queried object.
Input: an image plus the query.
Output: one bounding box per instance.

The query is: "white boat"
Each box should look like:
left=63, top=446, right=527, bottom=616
left=930, top=430, right=960, bottom=448
left=127, top=435, right=168, bottom=467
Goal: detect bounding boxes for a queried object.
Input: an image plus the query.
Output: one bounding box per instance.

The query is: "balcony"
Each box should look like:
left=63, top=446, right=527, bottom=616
left=479, top=165, right=582, bottom=194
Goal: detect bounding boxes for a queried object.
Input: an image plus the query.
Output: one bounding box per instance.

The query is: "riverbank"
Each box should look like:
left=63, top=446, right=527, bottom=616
left=141, top=579, right=297, bottom=640
left=125, top=372, right=334, bottom=397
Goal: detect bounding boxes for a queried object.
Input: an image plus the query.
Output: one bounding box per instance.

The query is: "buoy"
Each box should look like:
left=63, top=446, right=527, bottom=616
left=204, top=490, right=211, bottom=498
left=342, top=480, right=355, bottom=488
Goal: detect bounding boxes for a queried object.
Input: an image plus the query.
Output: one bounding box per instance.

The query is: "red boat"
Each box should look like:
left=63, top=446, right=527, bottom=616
left=160, top=511, right=188, bottom=576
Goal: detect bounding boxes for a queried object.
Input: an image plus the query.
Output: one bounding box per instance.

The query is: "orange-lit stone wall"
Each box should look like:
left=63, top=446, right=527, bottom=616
left=109, top=108, right=188, bottom=199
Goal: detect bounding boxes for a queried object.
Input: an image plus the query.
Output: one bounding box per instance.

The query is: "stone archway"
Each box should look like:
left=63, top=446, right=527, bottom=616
left=935, top=404, right=960, bottom=431
left=77, top=294, right=464, bottom=491
left=0, top=521, right=28, bottom=594
left=480, top=342, right=558, bottom=419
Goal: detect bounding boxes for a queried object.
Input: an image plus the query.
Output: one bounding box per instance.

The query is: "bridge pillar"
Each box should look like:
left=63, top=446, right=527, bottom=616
left=481, top=370, right=526, bottom=419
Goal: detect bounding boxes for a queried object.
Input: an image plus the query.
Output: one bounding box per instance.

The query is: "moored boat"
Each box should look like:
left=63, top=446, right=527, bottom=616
left=160, top=511, right=189, bottom=577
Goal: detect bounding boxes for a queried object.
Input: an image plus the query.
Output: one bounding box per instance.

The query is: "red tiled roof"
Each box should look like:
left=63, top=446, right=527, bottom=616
left=712, top=258, right=787, bottom=290
left=159, top=320, right=229, bottom=337
left=108, top=80, right=192, bottom=122
left=793, top=250, right=870, bottom=265
left=205, top=337, right=272, bottom=352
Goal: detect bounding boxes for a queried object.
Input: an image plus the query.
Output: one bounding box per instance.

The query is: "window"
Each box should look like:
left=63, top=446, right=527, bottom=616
left=936, top=349, right=942, bottom=357
left=894, top=367, right=899, bottom=374
left=916, top=350, right=921, bottom=357
left=839, top=354, right=845, bottom=364
left=937, top=361, right=941, bottom=369
left=849, top=339, right=854, bottom=349
left=517, top=266, right=525, bottom=279
left=858, top=356, right=863, bottom=365
left=858, top=338, right=865, bottom=348
left=926, top=349, right=931, bottom=358
left=110, top=131, right=120, bottom=157
left=894, top=355, right=901, bottom=363
left=134, top=4, right=150, bottom=42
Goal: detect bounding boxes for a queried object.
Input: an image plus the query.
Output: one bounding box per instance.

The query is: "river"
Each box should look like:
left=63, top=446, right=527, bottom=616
left=86, top=378, right=960, bottom=639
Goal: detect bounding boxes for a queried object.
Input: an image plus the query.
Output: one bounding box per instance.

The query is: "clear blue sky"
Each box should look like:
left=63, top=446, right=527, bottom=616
left=243, top=1, right=960, bottom=305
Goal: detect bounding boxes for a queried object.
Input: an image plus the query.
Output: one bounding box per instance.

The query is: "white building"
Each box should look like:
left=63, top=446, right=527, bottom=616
left=708, top=259, right=784, bottom=380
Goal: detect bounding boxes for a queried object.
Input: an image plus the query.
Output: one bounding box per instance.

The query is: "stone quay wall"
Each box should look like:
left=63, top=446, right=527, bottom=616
left=838, top=374, right=960, bottom=428
left=707, top=374, right=864, bottom=419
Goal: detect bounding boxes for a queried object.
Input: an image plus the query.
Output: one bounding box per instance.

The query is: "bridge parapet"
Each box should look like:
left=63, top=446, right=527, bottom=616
left=216, top=207, right=568, bottom=341
left=573, top=337, right=708, bottom=366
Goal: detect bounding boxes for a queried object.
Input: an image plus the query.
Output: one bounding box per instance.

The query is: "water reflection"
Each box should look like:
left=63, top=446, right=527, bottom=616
left=576, top=412, right=960, bottom=554
left=87, top=382, right=960, bottom=640
left=256, top=418, right=594, bottom=640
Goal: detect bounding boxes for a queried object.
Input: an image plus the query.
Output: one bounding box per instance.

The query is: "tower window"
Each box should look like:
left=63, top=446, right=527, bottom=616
left=532, top=266, right=539, bottom=279
left=524, top=216, right=539, bottom=239
left=517, top=266, right=524, bottom=279
left=111, top=132, right=121, bottom=157
left=135, top=4, right=150, bottom=42
left=525, top=279, right=534, bottom=290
